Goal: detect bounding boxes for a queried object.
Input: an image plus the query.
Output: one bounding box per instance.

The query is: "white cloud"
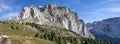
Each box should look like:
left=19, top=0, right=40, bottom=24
left=0, top=12, right=19, bottom=19
left=7, top=12, right=19, bottom=17
left=69, top=0, right=81, bottom=4
left=0, top=10, right=2, bottom=13
left=0, top=3, right=12, bottom=13
left=86, top=0, right=115, bottom=8
left=82, top=11, right=106, bottom=18
left=6, top=12, right=19, bottom=17
left=97, top=8, right=120, bottom=12
left=0, top=0, right=19, bottom=20
left=0, top=3, right=11, bottom=9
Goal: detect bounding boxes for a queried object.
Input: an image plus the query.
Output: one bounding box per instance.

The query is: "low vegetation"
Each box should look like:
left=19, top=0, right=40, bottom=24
left=0, top=20, right=115, bottom=44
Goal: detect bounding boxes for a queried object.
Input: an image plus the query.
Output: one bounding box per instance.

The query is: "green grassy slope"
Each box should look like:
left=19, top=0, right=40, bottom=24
left=0, top=20, right=55, bottom=44
left=0, top=20, right=115, bottom=44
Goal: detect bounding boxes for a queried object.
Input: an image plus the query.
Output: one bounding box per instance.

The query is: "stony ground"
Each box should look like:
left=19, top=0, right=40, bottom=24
left=0, top=35, right=11, bottom=44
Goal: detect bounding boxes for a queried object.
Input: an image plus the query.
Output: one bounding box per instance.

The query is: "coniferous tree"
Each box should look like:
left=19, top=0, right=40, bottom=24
left=75, top=37, right=82, bottom=44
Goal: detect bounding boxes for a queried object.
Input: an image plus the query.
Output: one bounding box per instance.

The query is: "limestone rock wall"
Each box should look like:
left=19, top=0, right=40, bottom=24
left=16, top=4, right=93, bottom=38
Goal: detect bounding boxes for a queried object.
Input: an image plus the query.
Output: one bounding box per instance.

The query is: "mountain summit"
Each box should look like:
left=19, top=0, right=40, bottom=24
left=16, top=4, right=93, bottom=38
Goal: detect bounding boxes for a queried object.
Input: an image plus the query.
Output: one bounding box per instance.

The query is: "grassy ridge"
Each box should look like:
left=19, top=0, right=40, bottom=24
left=0, top=20, right=115, bottom=44
left=0, top=20, right=55, bottom=44
left=9, top=35, right=55, bottom=44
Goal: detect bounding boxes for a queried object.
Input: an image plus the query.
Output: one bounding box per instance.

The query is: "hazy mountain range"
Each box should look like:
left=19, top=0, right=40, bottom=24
left=87, top=17, right=120, bottom=44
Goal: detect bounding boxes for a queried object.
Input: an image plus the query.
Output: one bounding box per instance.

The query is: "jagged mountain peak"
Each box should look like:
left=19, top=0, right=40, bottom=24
left=44, top=4, right=57, bottom=9
left=16, top=4, right=94, bottom=38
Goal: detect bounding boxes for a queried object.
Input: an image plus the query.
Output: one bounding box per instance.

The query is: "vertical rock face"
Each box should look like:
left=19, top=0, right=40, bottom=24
left=86, top=17, right=120, bottom=44
left=16, top=4, right=93, bottom=38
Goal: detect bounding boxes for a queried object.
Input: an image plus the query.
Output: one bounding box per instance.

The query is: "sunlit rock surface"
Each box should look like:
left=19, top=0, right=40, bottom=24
left=16, top=4, right=94, bottom=38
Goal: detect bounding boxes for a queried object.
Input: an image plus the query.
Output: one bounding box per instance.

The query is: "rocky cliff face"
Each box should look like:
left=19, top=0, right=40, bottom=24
left=87, top=17, right=120, bottom=44
left=16, top=4, right=93, bottom=38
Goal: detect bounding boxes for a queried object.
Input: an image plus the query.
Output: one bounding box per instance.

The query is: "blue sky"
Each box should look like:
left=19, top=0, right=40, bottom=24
left=0, top=0, right=120, bottom=23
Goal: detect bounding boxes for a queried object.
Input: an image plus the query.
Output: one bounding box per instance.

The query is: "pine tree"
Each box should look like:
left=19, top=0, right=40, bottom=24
left=74, top=37, right=82, bottom=44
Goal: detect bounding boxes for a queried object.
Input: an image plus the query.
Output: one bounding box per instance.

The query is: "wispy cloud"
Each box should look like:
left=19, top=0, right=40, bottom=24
left=0, top=3, right=12, bottom=13
left=81, top=7, right=120, bottom=23
left=86, top=0, right=115, bottom=8
left=0, top=12, right=19, bottom=20
left=0, top=3, right=11, bottom=9
left=69, top=0, right=81, bottom=4
left=5, top=12, right=19, bottom=17
left=0, top=0, right=20, bottom=20
left=97, top=8, right=120, bottom=12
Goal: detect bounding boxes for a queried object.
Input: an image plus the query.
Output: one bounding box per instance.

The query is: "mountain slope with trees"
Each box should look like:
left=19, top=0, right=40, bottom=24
left=0, top=19, right=114, bottom=44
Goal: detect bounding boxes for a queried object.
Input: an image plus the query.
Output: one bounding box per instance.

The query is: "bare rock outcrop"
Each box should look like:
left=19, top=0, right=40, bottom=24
left=16, top=4, right=94, bottom=38
left=0, top=35, right=11, bottom=44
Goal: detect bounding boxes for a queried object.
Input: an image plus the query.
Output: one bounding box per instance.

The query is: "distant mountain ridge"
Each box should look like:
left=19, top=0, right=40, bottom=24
left=87, top=17, right=120, bottom=44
